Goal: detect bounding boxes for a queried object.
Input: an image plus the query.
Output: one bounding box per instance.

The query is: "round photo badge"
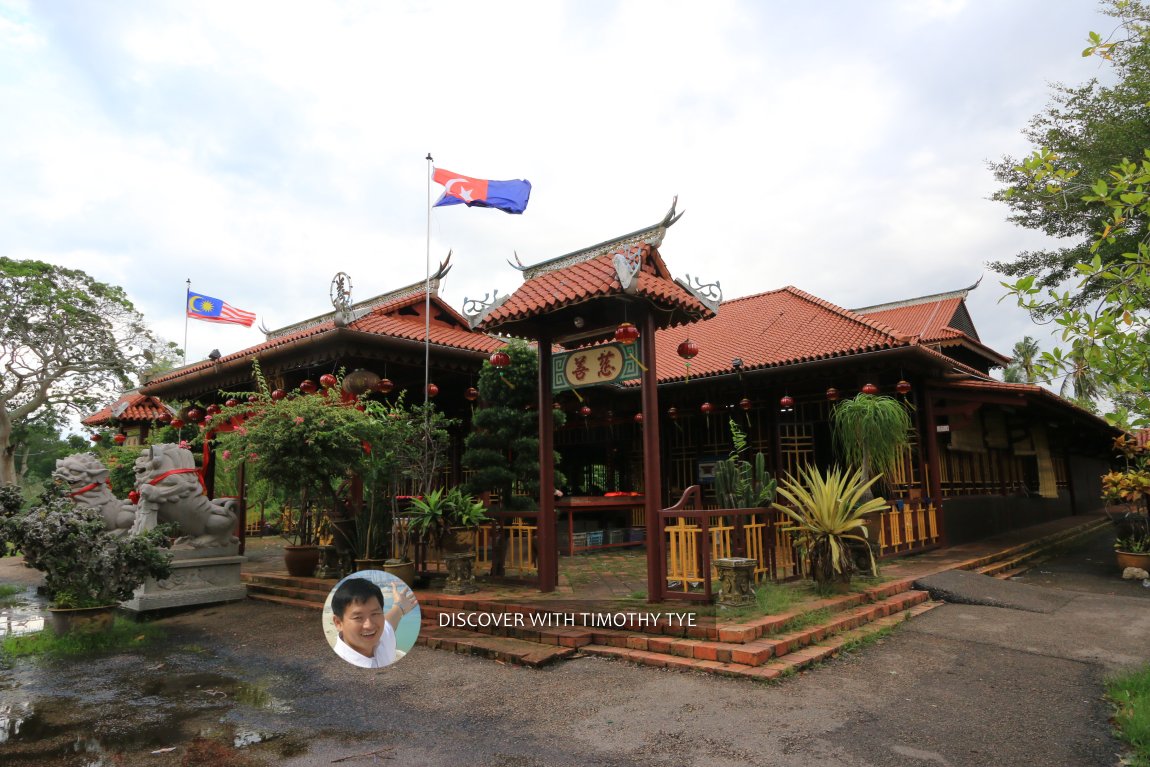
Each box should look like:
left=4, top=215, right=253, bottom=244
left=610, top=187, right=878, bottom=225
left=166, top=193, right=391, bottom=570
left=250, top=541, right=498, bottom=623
left=322, top=571, right=421, bottom=668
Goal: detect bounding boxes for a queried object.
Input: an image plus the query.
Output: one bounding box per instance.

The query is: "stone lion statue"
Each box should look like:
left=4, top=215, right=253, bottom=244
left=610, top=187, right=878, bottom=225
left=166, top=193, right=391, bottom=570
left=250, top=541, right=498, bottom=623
left=53, top=453, right=136, bottom=536
left=132, top=444, right=239, bottom=549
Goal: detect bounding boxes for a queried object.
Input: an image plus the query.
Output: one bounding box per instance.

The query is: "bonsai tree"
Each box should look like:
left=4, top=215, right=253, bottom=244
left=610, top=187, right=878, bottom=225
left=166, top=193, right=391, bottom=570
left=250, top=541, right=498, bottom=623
left=774, top=465, right=888, bottom=591
left=830, top=393, right=912, bottom=499
left=462, top=340, right=565, bottom=510
left=714, top=418, right=776, bottom=509
left=6, top=485, right=172, bottom=608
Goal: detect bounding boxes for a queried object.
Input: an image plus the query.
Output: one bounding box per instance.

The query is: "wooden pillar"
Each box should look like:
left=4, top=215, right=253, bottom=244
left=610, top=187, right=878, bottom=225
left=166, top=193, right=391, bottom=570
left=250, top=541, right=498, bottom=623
left=641, top=311, right=665, bottom=603
left=921, top=388, right=947, bottom=545
left=537, top=332, right=557, bottom=592
left=237, top=461, right=247, bottom=556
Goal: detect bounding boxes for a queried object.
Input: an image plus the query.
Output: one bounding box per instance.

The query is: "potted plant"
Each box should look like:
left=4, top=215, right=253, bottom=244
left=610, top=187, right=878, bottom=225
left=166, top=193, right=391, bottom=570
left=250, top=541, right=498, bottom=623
left=5, top=487, right=172, bottom=633
left=774, top=465, right=888, bottom=593
left=408, top=487, right=490, bottom=555
left=830, top=393, right=912, bottom=500
left=1102, top=434, right=1150, bottom=572
left=713, top=419, right=776, bottom=510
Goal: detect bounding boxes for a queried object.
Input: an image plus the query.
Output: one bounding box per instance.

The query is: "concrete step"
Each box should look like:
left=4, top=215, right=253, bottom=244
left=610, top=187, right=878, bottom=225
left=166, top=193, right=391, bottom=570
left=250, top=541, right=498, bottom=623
left=958, top=517, right=1109, bottom=573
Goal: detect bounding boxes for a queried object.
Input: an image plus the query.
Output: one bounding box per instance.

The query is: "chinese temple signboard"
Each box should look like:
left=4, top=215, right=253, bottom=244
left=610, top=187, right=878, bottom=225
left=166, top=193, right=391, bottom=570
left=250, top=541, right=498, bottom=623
left=551, top=342, right=643, bottom=392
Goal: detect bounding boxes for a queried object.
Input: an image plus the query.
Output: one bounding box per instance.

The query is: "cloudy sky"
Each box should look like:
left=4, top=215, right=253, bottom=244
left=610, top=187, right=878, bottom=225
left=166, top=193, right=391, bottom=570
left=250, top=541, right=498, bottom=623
left=0, top=1, right=1118, bottom=379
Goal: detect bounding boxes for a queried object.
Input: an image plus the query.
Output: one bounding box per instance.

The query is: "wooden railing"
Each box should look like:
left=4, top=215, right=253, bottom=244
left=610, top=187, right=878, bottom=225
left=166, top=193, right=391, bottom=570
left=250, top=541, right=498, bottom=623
left=865, top=499, right=941, bottom=556
left=658, top=486, right=800, bottom=602
left=398, top=512, right=539, bottom=580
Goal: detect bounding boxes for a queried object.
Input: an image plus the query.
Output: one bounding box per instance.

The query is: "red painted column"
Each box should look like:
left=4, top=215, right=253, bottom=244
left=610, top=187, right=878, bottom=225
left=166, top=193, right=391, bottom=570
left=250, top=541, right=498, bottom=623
left=641, top=311, right=665, bottom=603
left=921, top=388, right=947, bottom=545
left=537, top=332, right=557, bottom=592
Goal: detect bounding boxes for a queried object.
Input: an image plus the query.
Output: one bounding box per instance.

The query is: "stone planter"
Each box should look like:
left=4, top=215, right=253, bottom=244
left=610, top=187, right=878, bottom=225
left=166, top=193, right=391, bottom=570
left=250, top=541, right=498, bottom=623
left=283, top=545, right=320, bottom=578
left=48, top=605, right=117, bottom=635
left=383, top=558, right=417, bottom=587
left=714, top=557, right=757, bottom=608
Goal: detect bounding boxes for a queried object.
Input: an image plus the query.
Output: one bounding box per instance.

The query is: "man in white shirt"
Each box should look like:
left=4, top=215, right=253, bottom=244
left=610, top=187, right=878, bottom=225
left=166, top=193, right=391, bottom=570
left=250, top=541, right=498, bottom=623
left=331, top=577, right=415, bottom=668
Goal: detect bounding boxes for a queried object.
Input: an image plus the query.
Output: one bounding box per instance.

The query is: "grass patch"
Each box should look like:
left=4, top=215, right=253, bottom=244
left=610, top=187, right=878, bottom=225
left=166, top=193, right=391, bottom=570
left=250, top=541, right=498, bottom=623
left=0, top=583, right=25, bottom=605
left=776, top=608, right=833, bottom=635
left=2, top=618, right=163, bottom=660
left=837, top=623, right=897, bottom=654
left=624, top=590, right=647, bottom=601
left=755, top=581, right=801, bottom=614
left=1108, top=663, right=1150, bottom=767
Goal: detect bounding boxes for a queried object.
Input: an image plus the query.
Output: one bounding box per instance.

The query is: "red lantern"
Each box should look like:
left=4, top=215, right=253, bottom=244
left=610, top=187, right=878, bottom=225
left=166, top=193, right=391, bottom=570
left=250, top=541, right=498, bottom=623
left=553, top=402, right=562, bottom=410
left=465, top=387, right=479, bottom=402
left=186, top=408, right=205, bottom=424
left=206, top=403, right=221, bottom=415
left=271, top=389, right=287, bottom=401
left=113, top=433, right=127, bottom=444
left=89, top=433, right=102, bottom=442
left=780, top=395, right=795, bottom=410
left=677, top=339, right=699, bottom=360
left=490, top=349, right=511, bottom=368
left=374, top=378, right=394, bottom=394
left=700, top=402, right=713, bottom=415
left=247, top=394, right=260, bottom=404
left=667, top=406, right=679, bottom=420
left=299, top=379, right=318, bottom=394
left=896, top=379, right=912, bottom=395
left=319, top=373, right=338, bottom=390
left=426, top=383, right=439, bottom=398
left=826, top=387, right=840, bottom=402
left=614, top=322, right=640, bottom=345
left=739, top=398, right=752, bottom=411
left=579, top=405, right=592, bottom=417
left=633, top=413, right=643, bottom=424
left=170, top=418, right=185, bottom=429
left=861, top=383, right=879, bottom=395
left=157, top=411, right=172, bottom=424
left=225, top=398, right=238, bottom=408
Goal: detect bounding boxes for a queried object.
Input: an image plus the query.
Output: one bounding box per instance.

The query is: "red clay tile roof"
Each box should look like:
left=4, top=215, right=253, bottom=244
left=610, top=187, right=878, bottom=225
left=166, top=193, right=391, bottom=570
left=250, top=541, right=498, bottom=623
left=479, top=242, right=712, bottom=333
left=938, top=379, right=1119, bottom=430
left=147, top=293, right=499, bottom=389
left=649, top=286, right=912, bottom=383
left=860, top=297, right=965, bottom=343
left=83, top=392, right=171, bottom=426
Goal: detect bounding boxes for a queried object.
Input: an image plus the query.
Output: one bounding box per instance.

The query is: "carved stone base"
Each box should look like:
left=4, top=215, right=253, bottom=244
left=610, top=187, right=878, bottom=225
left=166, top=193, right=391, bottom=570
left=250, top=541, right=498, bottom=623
left=714, top=557, right=757, bottom=608
left=443, top=552, right=479, bottom=595
left=121, top=549, right=246, bottom=612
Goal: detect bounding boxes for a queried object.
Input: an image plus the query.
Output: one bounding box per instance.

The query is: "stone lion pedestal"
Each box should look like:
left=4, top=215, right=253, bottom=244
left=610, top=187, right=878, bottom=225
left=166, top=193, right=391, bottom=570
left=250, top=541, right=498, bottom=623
left=122, top=544, right=247, bottom=613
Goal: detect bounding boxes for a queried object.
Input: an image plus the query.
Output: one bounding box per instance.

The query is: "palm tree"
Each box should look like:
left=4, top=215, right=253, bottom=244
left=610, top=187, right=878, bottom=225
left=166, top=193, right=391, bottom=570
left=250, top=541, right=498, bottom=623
left=1058, top=339, right=1102, bottom=406
left=1004, top=336, right=1041, bottom=383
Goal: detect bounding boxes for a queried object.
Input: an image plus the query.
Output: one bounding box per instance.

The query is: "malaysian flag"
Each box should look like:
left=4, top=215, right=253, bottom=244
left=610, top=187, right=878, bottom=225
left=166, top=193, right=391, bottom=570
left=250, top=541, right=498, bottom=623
left=186, top=290, right=256, bottom=327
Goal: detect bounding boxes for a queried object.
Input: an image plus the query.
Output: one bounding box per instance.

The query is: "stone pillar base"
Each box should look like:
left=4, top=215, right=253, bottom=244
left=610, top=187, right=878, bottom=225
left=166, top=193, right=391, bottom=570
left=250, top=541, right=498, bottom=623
left=443, top=552, right=479, bottom=595
left=122, top=546, right=246, bottom=612
left=714, top=556, right=757, bottom=608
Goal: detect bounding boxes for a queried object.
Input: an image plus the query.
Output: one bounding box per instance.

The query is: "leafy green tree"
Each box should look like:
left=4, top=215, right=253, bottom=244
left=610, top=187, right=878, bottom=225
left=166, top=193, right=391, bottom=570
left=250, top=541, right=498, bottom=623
left=1000, top=6, right=1150, bottom=427
left=0, top=258, right=178, bottom=486
left=989, top=0, right=1150, bottom=315
left=462, top=340, right=565, bottom=510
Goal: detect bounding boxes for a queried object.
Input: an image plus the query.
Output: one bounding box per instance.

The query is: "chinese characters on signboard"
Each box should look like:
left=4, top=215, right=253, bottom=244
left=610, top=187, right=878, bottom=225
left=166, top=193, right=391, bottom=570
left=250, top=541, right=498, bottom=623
left=552, top=342, right=642, bottom=392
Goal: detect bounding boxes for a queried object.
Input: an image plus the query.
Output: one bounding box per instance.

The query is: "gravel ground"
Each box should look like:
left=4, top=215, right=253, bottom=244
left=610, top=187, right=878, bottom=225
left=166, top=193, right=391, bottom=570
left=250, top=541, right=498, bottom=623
left=1, top=532, right=1146, bottom=766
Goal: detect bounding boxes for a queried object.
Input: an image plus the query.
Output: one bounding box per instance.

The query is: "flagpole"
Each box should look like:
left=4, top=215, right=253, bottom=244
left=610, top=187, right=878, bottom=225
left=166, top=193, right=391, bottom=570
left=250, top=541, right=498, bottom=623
left=424, top=154, right=432, bottom=410
left=183, top=278, right=190, bottom=367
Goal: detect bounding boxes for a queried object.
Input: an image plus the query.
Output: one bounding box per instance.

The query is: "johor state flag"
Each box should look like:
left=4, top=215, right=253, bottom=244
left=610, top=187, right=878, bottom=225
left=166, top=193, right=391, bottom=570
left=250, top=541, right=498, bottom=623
left=433, top=167, right=531, bottom=214
left=186, top=291, right=257, bottom=327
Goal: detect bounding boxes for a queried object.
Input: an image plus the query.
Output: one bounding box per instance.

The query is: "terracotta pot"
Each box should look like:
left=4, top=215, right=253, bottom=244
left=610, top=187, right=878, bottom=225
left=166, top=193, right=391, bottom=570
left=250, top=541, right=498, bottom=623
left=383, top=559, right=417, bottom=587
left=284, top=545, right=321, bottom=578
left=1116, top=550, right=1150, bottom=572
left=48, top=605, right=116, bottom=635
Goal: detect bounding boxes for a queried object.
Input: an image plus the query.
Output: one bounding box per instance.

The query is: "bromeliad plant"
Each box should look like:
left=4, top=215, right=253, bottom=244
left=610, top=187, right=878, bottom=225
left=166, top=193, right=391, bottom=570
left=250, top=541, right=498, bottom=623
left=774, top=465, right=888, bottom=590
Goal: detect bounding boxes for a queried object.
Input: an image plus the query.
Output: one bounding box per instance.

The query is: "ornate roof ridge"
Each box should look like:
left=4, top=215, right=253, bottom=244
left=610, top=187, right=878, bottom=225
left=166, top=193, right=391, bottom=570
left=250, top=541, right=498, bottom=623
left=851, top=276, right=982, bottom=315
left=510, top=198, right=683, bottom=280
